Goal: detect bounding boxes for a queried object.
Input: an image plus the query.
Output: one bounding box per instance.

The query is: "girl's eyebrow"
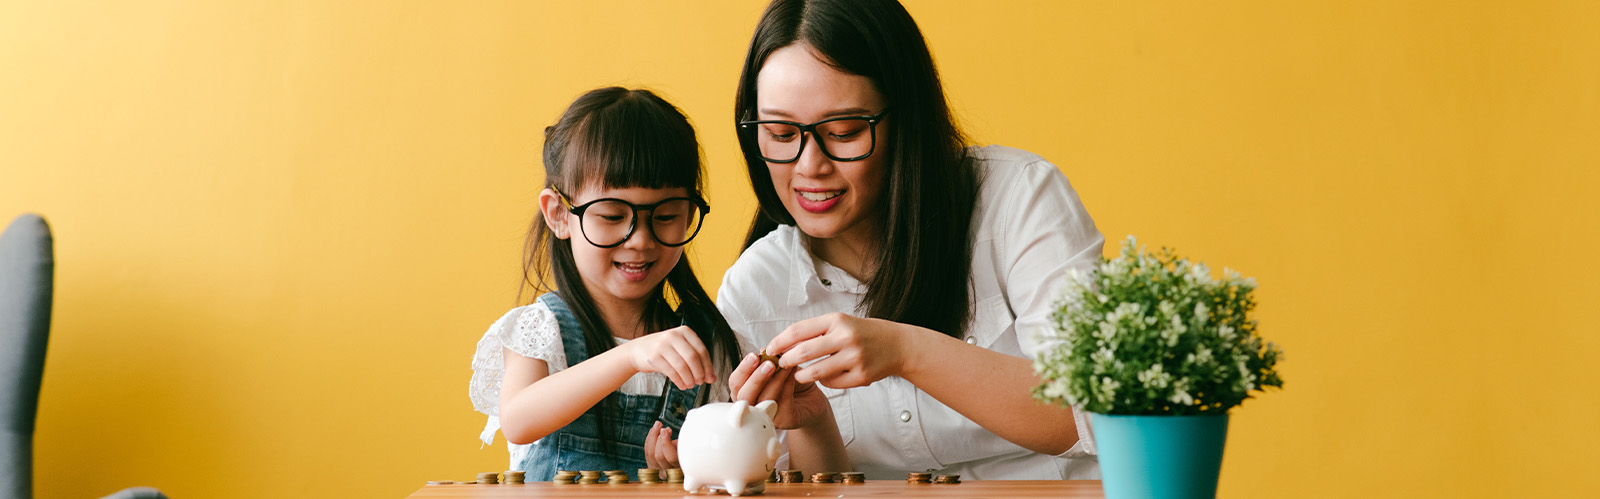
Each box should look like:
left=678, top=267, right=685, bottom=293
left=757, top=107, right=874, bottom=120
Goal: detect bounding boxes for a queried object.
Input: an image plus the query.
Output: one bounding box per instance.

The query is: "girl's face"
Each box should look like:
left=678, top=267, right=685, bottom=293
left=755, top=42, right=889, bottom=248
left=540, top=184, right=688, bottom=311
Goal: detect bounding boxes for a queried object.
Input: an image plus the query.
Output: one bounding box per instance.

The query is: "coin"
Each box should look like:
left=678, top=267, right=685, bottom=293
left=757, top=349, right=782, bottom=366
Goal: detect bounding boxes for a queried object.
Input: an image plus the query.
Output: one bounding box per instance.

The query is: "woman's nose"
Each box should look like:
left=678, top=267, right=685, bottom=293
left=793, top=132, right=835, bottom=178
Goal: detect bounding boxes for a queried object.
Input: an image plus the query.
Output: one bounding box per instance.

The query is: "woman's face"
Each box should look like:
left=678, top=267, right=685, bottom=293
left=755, top=42, right=889, bottom=247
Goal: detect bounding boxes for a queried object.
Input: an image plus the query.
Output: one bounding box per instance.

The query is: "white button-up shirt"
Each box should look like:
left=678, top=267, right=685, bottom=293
left=717, top=145, right=1105, bottom=480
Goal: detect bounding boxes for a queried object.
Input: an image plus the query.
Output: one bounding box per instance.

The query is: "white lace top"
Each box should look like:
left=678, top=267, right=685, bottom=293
left=469, top=302, right=739, bottom=468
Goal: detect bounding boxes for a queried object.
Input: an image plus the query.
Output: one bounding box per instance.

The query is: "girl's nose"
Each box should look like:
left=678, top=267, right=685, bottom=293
left=621, top=214, right=659, bottom=249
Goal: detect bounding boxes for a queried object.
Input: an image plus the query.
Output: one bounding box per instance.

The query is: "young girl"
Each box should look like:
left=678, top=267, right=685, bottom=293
left=469, top=87, right=745, bottom=481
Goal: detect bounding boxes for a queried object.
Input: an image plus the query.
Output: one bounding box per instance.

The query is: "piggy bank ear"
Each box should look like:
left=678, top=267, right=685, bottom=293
left=728, top=400, right=749, bottom=427
left=755, top=400, right=778, bottom=420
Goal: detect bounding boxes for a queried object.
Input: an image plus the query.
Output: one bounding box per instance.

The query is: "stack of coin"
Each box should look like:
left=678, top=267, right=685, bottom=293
left=476, top=472, right=500, bottom=484
left=552, top=471, right=579, bottom=484
left=503, top=471, right=525, bottom=484
left=425, top=481, right=454, bottom=485
left=907, top=472, right=932, bottom=484
left=841, top=472, right=865, bottom=484
left=782, top=470, right=804, bottom=483
left=604, top=470, right=629, bottom=484
left=638, top=468, right=661, bottom=484
left=665, top=468, right=684, bottom=483
left=811, top=472, right=839, bottom=483
left=934, top=474, right=961, bottom=484
left=578, top=471, right=602, bottom=484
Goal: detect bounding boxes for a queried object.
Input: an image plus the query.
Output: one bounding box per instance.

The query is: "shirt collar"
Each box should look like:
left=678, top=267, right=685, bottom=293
left=786, top=228, right=866, bottom=307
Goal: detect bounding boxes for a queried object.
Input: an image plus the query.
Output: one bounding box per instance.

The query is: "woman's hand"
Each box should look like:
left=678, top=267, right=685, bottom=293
left=622, top=326, right=716, bottom=390
left=765, top=313, right=928, bottom=389
left=728, top=353, right=830, bottom=430
left=644, top=421, right=679, bottom=470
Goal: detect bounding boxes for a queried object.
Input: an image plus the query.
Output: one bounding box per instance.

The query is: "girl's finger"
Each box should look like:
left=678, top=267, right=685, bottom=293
left=676, top=327, right=717, bottom=385
left=667, top=337, right=710, bottom=386
left=644, top=421, right=663, bottom=470
left=660, top=428, right=679, bottom=467
left=766, top=314, right=840, bottom=361
left=651, top=356, right=692, bottom=390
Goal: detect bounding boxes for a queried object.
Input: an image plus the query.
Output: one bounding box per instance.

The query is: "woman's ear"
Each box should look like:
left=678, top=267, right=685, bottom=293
left=538, top=188, right=571, bottom=240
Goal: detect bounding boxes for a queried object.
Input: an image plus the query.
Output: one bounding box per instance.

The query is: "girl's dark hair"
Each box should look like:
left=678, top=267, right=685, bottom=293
left=735, top=0, right=978, bottom=338
left=522, top=86, right=741, bottom=458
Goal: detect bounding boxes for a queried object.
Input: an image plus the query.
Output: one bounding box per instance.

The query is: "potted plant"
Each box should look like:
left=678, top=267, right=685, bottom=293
left=1034, top=236, right=1284, bottom=499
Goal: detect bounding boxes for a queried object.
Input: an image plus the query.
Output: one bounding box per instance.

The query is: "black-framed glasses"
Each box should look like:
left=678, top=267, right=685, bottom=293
left=738, top=108, right=890, bottom=163
left=555, top=188, right=710, bottom=248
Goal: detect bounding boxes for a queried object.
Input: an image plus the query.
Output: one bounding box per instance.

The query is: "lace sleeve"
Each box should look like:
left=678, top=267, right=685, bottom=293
left=501, top=302, right=568, bottom=371
left=468, top=303, right=567, bottom=418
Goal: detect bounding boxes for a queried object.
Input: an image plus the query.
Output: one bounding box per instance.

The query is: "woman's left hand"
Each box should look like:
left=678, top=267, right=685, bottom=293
left=643, top=421, right=679, bottom=470
left=765, top=312, right=928, bottom=389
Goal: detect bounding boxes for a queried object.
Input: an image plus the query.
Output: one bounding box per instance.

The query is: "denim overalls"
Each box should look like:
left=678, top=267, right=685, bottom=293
left=516, top=292, right=703, bottom=481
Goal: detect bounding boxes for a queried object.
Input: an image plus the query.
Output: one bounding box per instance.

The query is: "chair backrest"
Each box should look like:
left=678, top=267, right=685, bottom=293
left=0, top=213, right=54, bottom=499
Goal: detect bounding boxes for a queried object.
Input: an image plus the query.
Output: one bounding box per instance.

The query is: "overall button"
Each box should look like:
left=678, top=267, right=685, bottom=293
left=899, top=410, right=912, bottom=423
left=820, top=278, right=832, bottom=287
left=965, top=337, right=976, bottom=345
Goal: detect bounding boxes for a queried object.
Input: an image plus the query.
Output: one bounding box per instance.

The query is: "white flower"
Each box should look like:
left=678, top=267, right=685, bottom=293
left=1194, top=302, right=1211, bottom=325
left=1170, top=378, right=1195, bottom=405
left=1137, top=363, right=1172, bottom=389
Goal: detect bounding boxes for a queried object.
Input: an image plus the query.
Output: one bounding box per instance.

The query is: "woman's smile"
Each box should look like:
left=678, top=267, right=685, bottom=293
left=796, top=188, right=846, bottom=212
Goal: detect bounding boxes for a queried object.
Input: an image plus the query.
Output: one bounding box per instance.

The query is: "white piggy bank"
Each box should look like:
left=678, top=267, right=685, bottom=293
left=677, top=400, right=780, bottom=496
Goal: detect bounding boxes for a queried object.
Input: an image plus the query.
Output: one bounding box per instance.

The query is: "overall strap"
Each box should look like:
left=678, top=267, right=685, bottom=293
left=538, top=292, right=591, bottom=365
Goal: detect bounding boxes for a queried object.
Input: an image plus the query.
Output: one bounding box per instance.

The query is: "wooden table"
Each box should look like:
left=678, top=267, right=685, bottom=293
left=404, top=480, right=1105, bottom=498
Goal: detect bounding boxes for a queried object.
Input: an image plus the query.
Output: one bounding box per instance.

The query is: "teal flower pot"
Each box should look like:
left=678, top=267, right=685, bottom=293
left=1090, top=413, right=1229, bottom=499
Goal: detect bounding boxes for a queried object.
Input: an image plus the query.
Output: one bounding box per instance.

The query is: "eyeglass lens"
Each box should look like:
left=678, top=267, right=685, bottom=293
left=753, top=118, right=875, bottom=162
left=578, top=199, right=704, bottom=247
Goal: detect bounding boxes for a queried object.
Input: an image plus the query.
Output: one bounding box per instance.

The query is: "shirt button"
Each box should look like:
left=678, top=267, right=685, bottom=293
left=899, top=410, right=912, bottom=423
left=965, top=337, right=976, bottom=345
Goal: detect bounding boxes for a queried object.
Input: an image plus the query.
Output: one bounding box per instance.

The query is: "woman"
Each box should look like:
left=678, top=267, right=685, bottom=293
left=716, top=0, right=1105, bottom=480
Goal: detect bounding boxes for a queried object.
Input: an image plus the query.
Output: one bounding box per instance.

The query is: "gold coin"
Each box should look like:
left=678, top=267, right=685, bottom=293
left=757, top=349, right=782, bottom=366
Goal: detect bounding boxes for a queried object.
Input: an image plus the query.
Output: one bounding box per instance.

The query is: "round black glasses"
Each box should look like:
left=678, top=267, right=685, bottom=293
left=738, top=108, right=890, bottom=163
left=555, top=188, right=709, bottom=248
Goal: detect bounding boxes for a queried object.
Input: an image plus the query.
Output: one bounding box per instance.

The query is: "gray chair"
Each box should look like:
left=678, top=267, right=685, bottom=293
left=2, top=214, right=53, bottom=499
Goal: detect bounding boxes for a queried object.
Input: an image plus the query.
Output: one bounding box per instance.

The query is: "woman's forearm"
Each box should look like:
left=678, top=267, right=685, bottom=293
left=784, top=409, right=853, bottom=473
left=900, top=330, right=1080, bottom=455
left=499, top=348, right=637, bottom=445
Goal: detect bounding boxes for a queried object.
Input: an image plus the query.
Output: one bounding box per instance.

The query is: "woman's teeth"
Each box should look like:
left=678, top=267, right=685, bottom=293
left=800, top=190, right=842, bottom=202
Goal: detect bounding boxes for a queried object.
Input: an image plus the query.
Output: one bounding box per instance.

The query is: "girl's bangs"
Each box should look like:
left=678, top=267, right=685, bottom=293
left=561, top=93, right=702, bottom=195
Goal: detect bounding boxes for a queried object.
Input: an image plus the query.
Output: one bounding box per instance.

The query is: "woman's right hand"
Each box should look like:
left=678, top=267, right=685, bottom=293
left=728, top=353, right=830, bottom=430
left=623, top=326, right=716, bottom=390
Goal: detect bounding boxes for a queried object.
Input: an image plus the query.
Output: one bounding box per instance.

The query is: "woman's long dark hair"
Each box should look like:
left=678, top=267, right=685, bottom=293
left=521, top=86, right=742, bottom=459
left=735, top=0, right=978, bottom=338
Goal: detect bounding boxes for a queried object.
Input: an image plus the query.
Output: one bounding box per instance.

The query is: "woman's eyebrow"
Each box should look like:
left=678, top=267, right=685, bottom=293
left=757, top=107, right=874, bottom=120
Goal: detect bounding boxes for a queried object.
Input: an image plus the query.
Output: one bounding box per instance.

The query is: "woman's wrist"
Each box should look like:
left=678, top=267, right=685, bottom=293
left=891, top=320, right=944, bottom=382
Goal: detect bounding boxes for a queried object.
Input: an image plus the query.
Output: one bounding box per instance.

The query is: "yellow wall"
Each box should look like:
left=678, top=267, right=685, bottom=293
left=2, top=1, right=1595, bottom=497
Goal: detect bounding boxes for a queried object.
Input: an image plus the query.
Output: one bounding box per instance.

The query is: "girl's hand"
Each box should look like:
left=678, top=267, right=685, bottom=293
left=765, top=313, right=925, bottom=389
left=623, top=326, right=716, bottom=390
left=644, top=421, right=679, bottom=470
left=728, top=353, right=830, bottom=430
